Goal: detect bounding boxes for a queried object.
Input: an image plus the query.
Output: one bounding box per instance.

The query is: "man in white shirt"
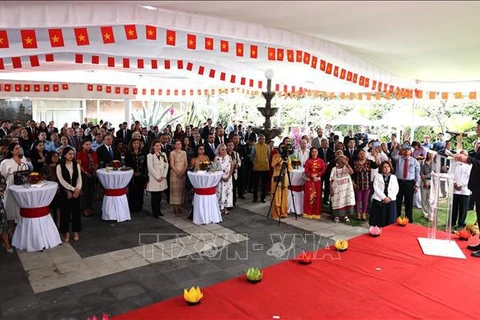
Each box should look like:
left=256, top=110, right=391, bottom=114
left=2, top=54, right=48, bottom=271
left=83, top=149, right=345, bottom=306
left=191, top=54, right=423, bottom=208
left=294, top=138, right=310, bottom=167
left=452, top=150, right=472, bottom=229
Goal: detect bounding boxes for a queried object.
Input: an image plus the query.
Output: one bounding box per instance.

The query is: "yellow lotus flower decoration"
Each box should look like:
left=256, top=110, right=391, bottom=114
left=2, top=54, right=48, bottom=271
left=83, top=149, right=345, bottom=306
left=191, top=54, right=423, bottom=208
left=183, top=286, right=203, bottom=304
left=335, top=239, right=348, bottom=252
left=29, top=172, right=40, bottom=176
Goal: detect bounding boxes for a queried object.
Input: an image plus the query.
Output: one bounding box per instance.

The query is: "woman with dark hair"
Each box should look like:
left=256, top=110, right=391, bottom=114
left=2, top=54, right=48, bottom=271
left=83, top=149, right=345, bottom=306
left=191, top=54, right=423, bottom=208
left=370, top=161, right=399, bottom=227
left=125, top=138, right=147, bottom=212
left=0, top=142, right=30, bottom=232
left=44, top=151, right=61, bottom=228
left=303, top=147, right=326, bottom=219
left=146, top=140, right=169, bottom=218
left=352, top=149, right=380, bottom=221
left=56, top=147, right=82, bottom=242
left=330, top=153, right=355, bottom=223
left=77, top=140, right=98, bottom=217
left=169, top=139, right=187, bottom=215
left=19, top=129, right=32, bottom=153
left=173, top=124, right=185, bottom=140
left=30, top=140, right=48, bottom=174
left=182, top=136, right=195, bottom=166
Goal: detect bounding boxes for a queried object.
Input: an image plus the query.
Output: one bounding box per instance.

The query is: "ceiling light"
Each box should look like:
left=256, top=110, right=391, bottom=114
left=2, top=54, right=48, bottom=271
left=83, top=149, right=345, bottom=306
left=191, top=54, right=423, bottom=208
left=140, top=5, right=157, bottom=11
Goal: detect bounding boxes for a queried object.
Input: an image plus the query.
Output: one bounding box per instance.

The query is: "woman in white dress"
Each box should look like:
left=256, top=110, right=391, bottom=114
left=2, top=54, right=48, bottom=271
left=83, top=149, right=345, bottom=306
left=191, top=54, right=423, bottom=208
left=330, top=153, right=355, bottom=223
left=0, top=142, right=30, bottom=233
left=146, top=140, right=169, bottom=218
left=214, top=144, right=234, bottom=215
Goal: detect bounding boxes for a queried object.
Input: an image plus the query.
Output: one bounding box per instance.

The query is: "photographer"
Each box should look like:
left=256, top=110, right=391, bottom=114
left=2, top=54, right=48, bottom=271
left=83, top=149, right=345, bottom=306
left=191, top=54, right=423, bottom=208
left=270, top=143, right=293, bottom=219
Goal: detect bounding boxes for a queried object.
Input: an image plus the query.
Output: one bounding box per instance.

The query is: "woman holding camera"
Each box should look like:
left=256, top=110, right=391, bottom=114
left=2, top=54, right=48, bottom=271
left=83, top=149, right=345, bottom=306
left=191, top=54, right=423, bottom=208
left=56, top=146, right=82, bottom=242
left=270, top=144, right=293, bottom=219
left=303, top=147, right=326, bottom=219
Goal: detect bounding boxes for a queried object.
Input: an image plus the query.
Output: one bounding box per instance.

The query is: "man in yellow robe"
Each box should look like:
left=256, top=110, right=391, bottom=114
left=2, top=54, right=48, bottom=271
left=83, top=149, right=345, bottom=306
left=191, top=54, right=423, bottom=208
left=270, top=152, right=293, bottom=219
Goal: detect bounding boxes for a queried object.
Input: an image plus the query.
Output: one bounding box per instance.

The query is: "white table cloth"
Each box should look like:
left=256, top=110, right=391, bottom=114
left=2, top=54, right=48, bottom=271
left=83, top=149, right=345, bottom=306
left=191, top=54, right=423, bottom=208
left=96, top=168, right=133, bottom=222
left=188, top=171, right=223, bottom=225
left=287, top=169, right=306, bottom=215
left=10, top=181, right=61, bottom=252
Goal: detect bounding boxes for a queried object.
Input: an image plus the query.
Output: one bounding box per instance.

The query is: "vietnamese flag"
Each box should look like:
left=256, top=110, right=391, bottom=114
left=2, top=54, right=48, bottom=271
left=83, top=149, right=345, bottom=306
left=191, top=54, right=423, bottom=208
left=359, top=76, right=365, bottom=86
left=353, top=74, right=358, bottom=83
left=123, top=58, right=130, bottom=68
left=205, top=37, right=214, bottom=50
left=34, top=84, right=40, bottom=92
left=48, top=29, right=64, bottom=47
left=145, top=25, right=156, bottom=40
left=333, top=66, right=339, bottom=77
left=276, top=48, right=284, bottom=61
left=320, top=60, right=326, bottom=71
left=0, top=58, right=3, bottom=70
left=325, top=63, right=333, bottom=74
left=186, top=62, right=193, bottom=71
left=209, top=69, right=215, bottom=78
left=268, top=47, right=276, bottom=61
left=4, top=84, right=11, bottom=92
left=101, top=26, right=115, bottom=44
left=21, top=29, right=38, bottom=49
left=133, top=88, right=138, bottom=95
left=347, top=71, right=352, bottom=81
left=12, top=57, right=22, bottom=69
left=364, top=78, right=370, bottom=88
left=97, top=85, right=103, bottom=92
left=124, top=25, right=137, bottom=40
left=29, top=55, right=40, bottom=67
left=340, top=69, right=346, bottom=80
left=75, top=54, right=83, bottom=64
left=198, top=66, right=204, bottom=75
left=0, top=30, right=9, bottom=48
left=115, top=87, right=121, bottom=94
left=240, top=77, right=246, bottom=85
left=187, top=34, right=196, bottom=50
left=166, top=30, right=176, bottom=45
left=220, top=72, right=226, bottom=81
left=24, top=84, right=30, bottom=92
left=106, top=86, right=112, bottom=93
left=311, top=56, right=317, bottom=69
left=53, top=84, right=59, bottom=92
left=303, top=52, right=310, bottom=65
left=250, top=45, right=257, bottom=59
left=296, top=51, right=303, bottom=63
left=124, top=88, right=129, bottom=95
left=62, top=84, right=69, bottom=90
left=87, top=84, right=93, bottom=91
left=287, top=50, right=294, bottom=62
left=469, top=92, right=477, bottom=99
left=164, top=60, right=170, bottom=69
left=177, top=60, right=183, bottom=69
left=74, top=27, right=90, bottom=46
left=430, top=92, right=437, bottom=99
left=236, top=43, right=244, bottom=57
left=107, top=57, right=115, bottom=67
left=220, top=40, right=229, bottom=52
left=45, top=54, right=54, bottom=62
left=372, top=81, right=377, bottom=91
left=91, top=55, right=99, bottom=64
left=230, top=75, right=236, bottom=83
left=137, top=59, right=144, bottom=69
left=44, top=84, right=50, bottom=92
left=151, top=59, right=158, bottom=69
left=15, top=84, right=21, bottom=92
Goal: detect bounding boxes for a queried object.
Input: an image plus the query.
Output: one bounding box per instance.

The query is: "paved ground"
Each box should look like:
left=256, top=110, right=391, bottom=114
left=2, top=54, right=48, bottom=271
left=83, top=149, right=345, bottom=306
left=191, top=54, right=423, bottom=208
left=0, top=192, right=368, bottom=320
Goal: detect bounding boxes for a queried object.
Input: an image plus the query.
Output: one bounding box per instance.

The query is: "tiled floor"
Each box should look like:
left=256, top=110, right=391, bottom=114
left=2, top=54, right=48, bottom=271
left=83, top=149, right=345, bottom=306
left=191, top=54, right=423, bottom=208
left=0, top=193, right=368, bottom=320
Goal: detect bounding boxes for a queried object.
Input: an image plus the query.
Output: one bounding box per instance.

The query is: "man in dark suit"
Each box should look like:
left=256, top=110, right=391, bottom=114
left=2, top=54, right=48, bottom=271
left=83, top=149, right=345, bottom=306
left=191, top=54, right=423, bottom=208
left=141, top=128, right=152, bottom=151
left=387, top=133, right=397, bottom=151
left=96, top=133, right=121, bottom=167
left=81, top=117, right=89, bottom=130
left=191, top=131, right=202, bottom=152
left=343, top=129, right=357, bottom=147
left=214, top=127, right=229, bottom=147
left=26, top=121, right=39, bottom=140
left=201, top=118, right=213, bottom=141
left=0, top=121, right=9, bottom=138
left=345, top=138, right=359, bottom=167
left=204, top=134, right=216, bottom=161
left=456, top=120, right=480, bottom=256
left=116, top=122, right=132, bottom=144
left=244, top=125, right=257, bottom=144
left=232, top=134, right=247, bottom=199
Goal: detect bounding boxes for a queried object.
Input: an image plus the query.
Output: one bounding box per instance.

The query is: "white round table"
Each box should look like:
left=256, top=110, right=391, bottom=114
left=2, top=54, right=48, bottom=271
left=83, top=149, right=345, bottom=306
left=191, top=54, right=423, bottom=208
left=96, top=168, right=133, bottom=222
left=287, top=169, right=305, bottom=215
left=9, top=181, right=61, bottom=252
left=187, top=171, right=223, bottom=225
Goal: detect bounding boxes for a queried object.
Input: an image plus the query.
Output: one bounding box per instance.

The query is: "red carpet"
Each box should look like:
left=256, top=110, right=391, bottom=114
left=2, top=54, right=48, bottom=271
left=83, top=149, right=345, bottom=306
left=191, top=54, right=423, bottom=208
left=114, top=224, right=480, bottom=319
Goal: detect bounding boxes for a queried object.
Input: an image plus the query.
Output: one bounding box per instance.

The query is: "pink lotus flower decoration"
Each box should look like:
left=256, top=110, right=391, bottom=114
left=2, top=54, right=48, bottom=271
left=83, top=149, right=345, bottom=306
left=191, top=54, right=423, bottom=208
left=296, top=251, right=313, bottom=264
left=87, top=313, right=109, bottom=320
left=369, top=226, right=382, bottom=237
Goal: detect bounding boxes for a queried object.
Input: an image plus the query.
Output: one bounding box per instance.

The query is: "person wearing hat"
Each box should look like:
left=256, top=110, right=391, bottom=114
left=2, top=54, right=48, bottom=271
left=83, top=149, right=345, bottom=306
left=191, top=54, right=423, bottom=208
left=454, top=119, right=480, bottom=257
left=329, top=152, right=355, bottom=223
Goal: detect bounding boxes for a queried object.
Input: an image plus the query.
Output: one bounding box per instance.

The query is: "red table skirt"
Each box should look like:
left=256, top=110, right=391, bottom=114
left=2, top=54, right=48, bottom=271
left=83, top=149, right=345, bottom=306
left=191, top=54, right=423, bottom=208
left=288, top=185, right=303, bottom=192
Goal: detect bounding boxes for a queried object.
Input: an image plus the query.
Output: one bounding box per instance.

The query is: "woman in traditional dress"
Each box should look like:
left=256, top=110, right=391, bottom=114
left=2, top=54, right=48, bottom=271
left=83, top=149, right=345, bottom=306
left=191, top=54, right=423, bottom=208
left=303, top=147, right=326, bottom=219
left=215, top=144, right=234, bottom=215
left=147, top=140, right=169, bottom=218
left=0, top=173, right=13, bottom=253
left=370, top=161, right=399, bottom=227
left=270, top=146, right=292, bottom=219
left=77, top=140, right=98, bottom=217
left=352, top=149, right=380, bottom=221
left=169, top=139, right=188, bottom=215
left=0, top=142, right=30, bottom=233
left=330, top=154, right=355, bottom=223
left=125, top=138, right=147, bottom=212
left=56, top=147, right=82, bottom=242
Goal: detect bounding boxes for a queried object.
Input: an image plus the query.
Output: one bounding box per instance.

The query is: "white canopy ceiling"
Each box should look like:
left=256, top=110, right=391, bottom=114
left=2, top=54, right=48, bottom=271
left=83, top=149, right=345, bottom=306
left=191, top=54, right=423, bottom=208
left=0, top=1, right=479, bottom=92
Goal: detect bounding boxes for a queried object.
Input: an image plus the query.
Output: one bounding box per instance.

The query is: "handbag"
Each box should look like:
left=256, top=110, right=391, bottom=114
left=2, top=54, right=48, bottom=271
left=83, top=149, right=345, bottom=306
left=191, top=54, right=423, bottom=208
left=13, top=163, right=31, bottom=185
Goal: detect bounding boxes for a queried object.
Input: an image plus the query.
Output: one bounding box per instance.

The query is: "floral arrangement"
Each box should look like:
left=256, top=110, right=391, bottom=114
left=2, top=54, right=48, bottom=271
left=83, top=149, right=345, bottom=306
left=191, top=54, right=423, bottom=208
left=246, top=267, right=263, bottom=283
left=197, top=161, right=210, bottom=171
left=296, top=251, right=313, bottom=264
left=335, top=239, right=348, bottom=252
left=184, top=286, right=203, bottom=305
left=369, top=226, right=382, bottom=237
left=396, top=216, right=409, bottom=226
left=28, top=172, right=42, bottom=184
left=112, top=160, right=121, bottom=170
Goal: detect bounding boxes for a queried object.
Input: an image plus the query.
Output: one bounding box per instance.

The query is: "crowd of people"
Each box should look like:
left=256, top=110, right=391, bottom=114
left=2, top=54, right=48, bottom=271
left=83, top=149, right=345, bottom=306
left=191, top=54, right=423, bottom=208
left=0, top=117, right=479, bottom=255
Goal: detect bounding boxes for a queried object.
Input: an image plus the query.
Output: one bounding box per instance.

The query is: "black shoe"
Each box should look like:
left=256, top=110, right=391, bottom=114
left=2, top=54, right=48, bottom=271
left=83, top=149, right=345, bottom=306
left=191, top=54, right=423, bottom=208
left=467, top=244, right=480, bottom=251
left=261, top=199, right=266, bottom=203
left=253, top=199, right=258, bottom=203
left=471, top=250, right=480, bottom=258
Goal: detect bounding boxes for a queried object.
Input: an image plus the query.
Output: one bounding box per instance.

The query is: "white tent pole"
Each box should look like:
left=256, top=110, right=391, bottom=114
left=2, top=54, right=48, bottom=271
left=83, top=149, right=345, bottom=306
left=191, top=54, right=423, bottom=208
left=411, top=81, right=418, bottom=142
